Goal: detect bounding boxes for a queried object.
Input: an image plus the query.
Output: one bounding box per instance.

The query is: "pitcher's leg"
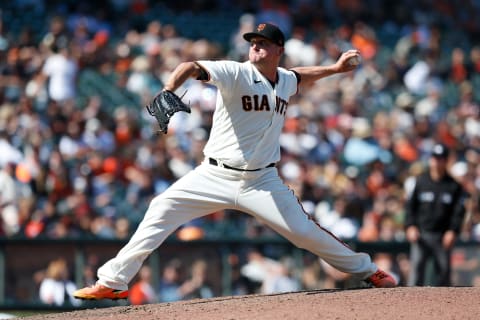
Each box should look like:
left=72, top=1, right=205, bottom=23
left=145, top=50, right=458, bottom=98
left=238, top=174, right=377, bottom=279
left=271, top=212, right=377, bottom=278
left=97, top=196, right=198, bottom=289
left=97, top=168, right=232, bottom=290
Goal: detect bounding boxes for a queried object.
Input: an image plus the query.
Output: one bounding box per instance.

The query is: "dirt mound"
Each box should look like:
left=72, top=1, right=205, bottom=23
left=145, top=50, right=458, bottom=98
left=23, top=287, right=480, bottom=320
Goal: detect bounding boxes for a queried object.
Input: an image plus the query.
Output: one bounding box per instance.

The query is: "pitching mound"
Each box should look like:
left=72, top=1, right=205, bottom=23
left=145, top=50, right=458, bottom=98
left=24, top=287, right=480, bottom=320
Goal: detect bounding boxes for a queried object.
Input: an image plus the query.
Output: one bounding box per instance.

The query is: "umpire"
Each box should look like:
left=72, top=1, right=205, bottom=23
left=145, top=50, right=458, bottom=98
left=405, top=143, right=466, bottom=286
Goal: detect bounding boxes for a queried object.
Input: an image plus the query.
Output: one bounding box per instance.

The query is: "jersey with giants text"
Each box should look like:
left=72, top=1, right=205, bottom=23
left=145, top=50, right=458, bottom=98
left=196, top=60, right=298, bottom=169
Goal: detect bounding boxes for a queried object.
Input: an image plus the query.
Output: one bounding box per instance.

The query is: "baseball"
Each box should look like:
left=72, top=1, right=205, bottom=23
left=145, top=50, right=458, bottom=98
left=348, top=55, right=361, bottom=66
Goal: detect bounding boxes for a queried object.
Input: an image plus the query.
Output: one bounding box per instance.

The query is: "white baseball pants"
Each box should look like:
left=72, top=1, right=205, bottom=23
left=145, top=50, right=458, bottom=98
left=97, top=162, right=377, bottom=290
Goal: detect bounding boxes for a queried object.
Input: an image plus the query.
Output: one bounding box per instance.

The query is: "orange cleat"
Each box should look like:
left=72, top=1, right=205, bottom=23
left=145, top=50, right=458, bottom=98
left=73, top=283, right=129, bottom=300
left=366, top=269, right=397, bottom=288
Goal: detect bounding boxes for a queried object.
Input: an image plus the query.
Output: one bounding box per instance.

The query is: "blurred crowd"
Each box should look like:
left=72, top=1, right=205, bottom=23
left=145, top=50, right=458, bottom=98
left=0, top=0, right=479, bottom=248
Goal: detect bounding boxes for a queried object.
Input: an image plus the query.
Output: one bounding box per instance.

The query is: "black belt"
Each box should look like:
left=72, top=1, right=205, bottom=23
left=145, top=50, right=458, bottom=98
left=208, top=158, right=275, bottom=172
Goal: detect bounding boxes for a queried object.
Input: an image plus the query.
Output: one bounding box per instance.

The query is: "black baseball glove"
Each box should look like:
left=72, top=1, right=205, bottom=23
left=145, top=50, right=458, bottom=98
left=146, top=90, right=191, bottom=134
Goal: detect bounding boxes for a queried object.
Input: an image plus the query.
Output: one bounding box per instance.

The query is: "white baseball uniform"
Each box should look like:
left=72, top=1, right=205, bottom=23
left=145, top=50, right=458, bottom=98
left=97, top=60, right=377, bottom=291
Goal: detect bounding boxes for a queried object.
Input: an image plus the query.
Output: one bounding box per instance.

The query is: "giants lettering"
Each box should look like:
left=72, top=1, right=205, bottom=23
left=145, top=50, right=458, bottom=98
left=275, top=96, right=288, bottom=115
left=241, top=95, right=288, bottom=115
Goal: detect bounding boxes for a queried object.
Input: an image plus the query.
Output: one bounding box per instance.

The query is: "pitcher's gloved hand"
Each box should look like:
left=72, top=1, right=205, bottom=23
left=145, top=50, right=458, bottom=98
left=146, top=90, right=191, bottom=134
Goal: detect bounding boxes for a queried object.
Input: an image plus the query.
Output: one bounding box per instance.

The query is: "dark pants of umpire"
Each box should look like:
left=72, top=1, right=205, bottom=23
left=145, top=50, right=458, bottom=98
left=408, top=231, right=452, bottom=286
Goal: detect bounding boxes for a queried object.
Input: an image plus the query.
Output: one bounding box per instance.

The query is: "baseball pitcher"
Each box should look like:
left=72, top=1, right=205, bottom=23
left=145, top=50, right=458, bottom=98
left=74, top=22, right=396, bottom=301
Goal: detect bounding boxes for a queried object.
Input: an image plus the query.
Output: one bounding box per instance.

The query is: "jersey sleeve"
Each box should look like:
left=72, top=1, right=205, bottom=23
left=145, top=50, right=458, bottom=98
left=195, top=60, right=240, bottom=92
left=279, top=67, right=300, bottom=97
left=290, top=69, right=301, bottom=85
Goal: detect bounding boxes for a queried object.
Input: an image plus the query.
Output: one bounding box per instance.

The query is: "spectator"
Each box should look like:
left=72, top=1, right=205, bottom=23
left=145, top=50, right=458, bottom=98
left=0, top=18, right=9, bottom=52
left=240, top=249, right=285, bottom=294
left=38, top=258, right=81, bottom=306
left=37, top=41, right=78, bottom=104
left=449, top=48, right=469, bottom=84
left=0, top=132, right=23, bottom=168
left=139, top=20, right=163, bottom=55
left=0, top=162, right=19, bottom=236
left=255, top=0, right=293, bottom=38
left=225, top=252, right=249, bottom=296
left=158, top=258, right=186, bottom=302
left=405, top=143, right=467, bottom=286
left=158, top=257, right=214, bottom=302
left=80, top=253, right=101, bottom=288
left=260, top=256, right=300, bottom=294
left=126, top=55, right=155, bottom=97
left=41, top=16, right=70, bottom=54
left=229, top=14, right=256, bottom=61
left=181, top=259, right=214, bottom=300
left=317, top=196, right=360, bottom=240
left=130, top=265, right=157, bottom=305
left=114, top=217, right=131, bottom=239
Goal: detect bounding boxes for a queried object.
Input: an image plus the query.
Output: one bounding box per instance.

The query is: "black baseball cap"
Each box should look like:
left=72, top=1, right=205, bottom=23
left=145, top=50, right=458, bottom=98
left=243, top=23, right=285, bottom=47
left=431, top=143, right=449, bottom=159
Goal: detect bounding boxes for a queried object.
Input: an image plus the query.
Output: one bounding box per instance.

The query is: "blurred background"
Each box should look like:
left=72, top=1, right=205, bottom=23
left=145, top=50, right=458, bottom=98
left=0, top=0, right=479, bottom=315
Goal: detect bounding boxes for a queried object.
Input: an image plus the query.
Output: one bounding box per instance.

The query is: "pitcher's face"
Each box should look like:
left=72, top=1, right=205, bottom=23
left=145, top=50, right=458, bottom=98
left=248, top=37, right=283, bottom=65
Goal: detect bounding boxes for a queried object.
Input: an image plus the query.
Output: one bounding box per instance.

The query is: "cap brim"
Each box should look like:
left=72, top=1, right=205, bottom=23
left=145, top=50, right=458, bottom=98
left=243, top=32, right=264, bottom=42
